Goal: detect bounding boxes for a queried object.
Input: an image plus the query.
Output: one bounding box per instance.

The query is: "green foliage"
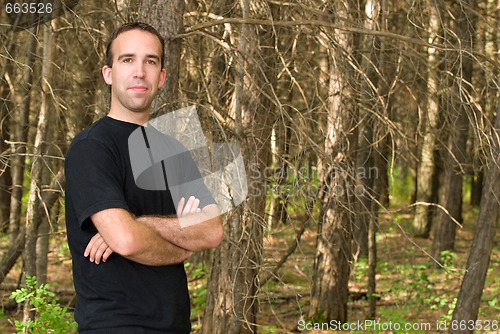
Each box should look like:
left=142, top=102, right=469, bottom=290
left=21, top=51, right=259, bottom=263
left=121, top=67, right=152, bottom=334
left=261, top=325, right=279, bottom=332
left=56, top=241, right=73, bottom=263
left=353, top=258, right=369, bottom=282
left=375, top=259, right=462, bottom=321
left=262, top=279, right=280, bottom=294
left=377, top=307, right=427, bottom=334
left=308, top=309, right=327, bottom=324
left=439, top=250, right=457, bottom=268
left=185, top=262, right=209, bottom=318
left=441, top=297, right=457, bottom=322
left=0, top=309, right=9, bottom=331
left=9, top=275, right=77, bottom=334
left=388, top=164, right=413, bottom=204
left=483, top=266, right=500, bottom=314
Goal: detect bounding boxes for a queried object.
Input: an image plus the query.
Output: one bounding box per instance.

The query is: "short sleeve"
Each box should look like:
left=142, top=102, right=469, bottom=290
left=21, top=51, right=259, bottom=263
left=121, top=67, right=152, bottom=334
left=65, top=139, right=129, bottom=228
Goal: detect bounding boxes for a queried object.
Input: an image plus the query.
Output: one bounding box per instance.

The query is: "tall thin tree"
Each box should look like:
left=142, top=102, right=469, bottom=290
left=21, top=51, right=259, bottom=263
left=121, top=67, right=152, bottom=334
left=450, top=95, right=500, bottom=334
left=310, top=0, right=360, bottom=322
left=432, top=0, right=476, bottom=264
left=203, top=1, right=276, bottom=332
left=23, top=22, right=56, bottom=323
left=8, top=27, right=37, bottom=245
left=412, top=0, right=443, bottom=238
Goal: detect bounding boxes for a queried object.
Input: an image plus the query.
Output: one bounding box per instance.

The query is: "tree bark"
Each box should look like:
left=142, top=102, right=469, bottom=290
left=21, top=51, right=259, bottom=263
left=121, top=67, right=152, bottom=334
left=353, top=0, right=380, bottom=259
left=0, top=30, right=16, bottom=230
left=432, top=0, right=476, bottom=264
left=8, top=27, right=36, bottom=245
left=367, top=207, right=377, bottom=318
left=470, top=170, right=483, bottom=207
left=23, top=23, right=55, bottom=323
left=203, top=1, right=275, bottom=332
left=267, top=114, right=290, bottom=230
left=310, top=0, right=359, bottom=322
left=0, top=67, right=13, bottom=231
left=449, top=93, right=500, bottom=334
left=138, top=0, right=184, bottom=115
left=412, top=0, right=442, bottom=238
left=0, top=170, right=63, bottom=286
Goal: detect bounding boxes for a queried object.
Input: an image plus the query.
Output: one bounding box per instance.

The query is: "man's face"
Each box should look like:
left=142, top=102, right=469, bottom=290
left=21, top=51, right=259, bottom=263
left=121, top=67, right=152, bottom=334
left=102, top=29, right=166, bottom=114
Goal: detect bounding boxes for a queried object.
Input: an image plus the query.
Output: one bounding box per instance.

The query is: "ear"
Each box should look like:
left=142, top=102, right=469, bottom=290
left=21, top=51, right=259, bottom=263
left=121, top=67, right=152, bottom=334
left=102, top=65, right=112, bottom=85
left=158, top=68, right=166, bottom=89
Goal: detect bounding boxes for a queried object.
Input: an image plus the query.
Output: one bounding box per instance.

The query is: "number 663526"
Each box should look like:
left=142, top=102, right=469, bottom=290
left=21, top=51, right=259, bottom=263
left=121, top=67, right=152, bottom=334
left=5, top=2, right=53, bottom=14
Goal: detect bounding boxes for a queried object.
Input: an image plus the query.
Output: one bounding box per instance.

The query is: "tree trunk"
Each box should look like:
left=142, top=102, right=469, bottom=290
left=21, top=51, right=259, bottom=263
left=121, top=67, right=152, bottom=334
left=138, top=0, right=184, bottom=114
left=449, top=94, right=500, bottom=334
left=0, top=169, right=63, bottom=286
left=310, top=0, right=359, bottom=322
left=362, top=2, right=383, bottom=317
left=432, top=0, right=476, bottom=264
left=353, top=0, right=380, bottom=259
left=428, top=147, right=444, bottom=231
left=0, top=68, right=13, bottom=231
left=8, top=27, right=36, bottom=245
left=268, top=116, right=290, bottom=230
left=412, top=0, right=442, bottom=238
left=0, top=230, right=25, bottom=285
left=35, top=18, right=60, bottom=287
left=203, top=1, right=275, bottom=332
left=470, top=170, right=483, bottom=207
left=35, top=219, right=50, bottom=285
left=23, top=23, right=55, bottom=322
left=0, top=31, right=16, bottom=231
left=367, top=208, right=377, bottom=317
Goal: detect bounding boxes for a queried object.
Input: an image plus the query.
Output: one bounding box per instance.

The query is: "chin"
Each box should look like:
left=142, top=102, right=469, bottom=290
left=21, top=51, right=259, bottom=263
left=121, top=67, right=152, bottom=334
left=126, top=104, right=152, bottom=114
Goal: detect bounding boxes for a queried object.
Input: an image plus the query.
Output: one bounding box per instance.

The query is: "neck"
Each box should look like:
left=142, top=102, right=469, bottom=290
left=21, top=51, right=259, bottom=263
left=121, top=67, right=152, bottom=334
left=107, top=107, right=149, bottom=126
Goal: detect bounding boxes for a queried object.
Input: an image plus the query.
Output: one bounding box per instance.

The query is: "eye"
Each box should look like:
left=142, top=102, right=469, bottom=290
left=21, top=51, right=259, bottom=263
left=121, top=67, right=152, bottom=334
left=122, top=58, right=133, bottom=63
left=146, top=59, right=157, bottom=65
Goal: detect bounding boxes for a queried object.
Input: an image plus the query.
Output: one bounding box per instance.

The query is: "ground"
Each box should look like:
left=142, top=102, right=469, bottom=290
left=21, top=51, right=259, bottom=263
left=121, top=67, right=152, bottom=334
left=1, top=204, right=499, bottom=333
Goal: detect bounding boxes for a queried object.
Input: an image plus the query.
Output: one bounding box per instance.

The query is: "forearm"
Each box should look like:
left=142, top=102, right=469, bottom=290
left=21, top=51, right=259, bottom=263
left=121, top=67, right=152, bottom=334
left=137, top=205, right=223, bottom=252
left=90, top=208, right=192, bottom=266
left=123, top=225, right=192, bottom=266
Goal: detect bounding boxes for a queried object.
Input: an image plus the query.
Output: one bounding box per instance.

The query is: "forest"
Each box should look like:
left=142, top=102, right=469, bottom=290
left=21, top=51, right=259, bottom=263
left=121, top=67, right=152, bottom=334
left=0, top=0, right=499, bottom=333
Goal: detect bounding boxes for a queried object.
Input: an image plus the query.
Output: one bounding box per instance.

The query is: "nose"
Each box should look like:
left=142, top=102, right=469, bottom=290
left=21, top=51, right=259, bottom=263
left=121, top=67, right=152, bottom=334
left=133, top=62, right=146, bottom=78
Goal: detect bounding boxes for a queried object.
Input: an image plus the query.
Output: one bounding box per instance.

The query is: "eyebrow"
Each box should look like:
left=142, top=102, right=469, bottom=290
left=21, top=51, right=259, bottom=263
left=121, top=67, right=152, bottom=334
left=117, top=53, right=160, bottom=61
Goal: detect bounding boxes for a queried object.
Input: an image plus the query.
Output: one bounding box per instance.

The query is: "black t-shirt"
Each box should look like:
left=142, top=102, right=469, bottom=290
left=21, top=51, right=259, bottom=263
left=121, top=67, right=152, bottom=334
left=65, top=116, right=214, bottom=333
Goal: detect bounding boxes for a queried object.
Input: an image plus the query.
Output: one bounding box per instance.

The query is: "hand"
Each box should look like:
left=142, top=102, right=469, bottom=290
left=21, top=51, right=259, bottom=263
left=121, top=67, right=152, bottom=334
left=84, top=232, right=114, bottom=264
left=177, top=196, right=201, bottom=216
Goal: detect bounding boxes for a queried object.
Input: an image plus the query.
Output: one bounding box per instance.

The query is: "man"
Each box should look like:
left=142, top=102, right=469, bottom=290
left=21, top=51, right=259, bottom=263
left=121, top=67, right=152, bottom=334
left=65, top=22, right=223, bottom=333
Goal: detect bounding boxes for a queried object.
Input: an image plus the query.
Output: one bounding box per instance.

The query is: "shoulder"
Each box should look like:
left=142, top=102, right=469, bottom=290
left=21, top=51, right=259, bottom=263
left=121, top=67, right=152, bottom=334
left=66, top=118, right=114, bottom=156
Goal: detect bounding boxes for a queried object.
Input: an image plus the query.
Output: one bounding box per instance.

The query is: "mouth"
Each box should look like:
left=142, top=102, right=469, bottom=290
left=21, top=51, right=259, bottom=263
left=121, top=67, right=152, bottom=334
left=129, top=86, right=148, bottom=93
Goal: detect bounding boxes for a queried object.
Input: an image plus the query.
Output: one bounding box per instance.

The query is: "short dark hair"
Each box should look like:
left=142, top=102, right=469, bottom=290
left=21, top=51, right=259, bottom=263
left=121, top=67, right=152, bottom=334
left=105, top=22, right=165, bottom=68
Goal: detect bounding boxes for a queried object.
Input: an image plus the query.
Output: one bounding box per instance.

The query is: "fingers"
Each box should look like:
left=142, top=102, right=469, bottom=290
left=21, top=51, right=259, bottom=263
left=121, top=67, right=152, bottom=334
left=177, top=197, right=185, bottom=215
left=183, top=196, right=200, bottom=215
left=102, top=247, right=114, bottom=263
left=177, top=196, right=201, bottom=216
left=84, top=233, right=113, bottom=264
left=93, top=241, right=109, bottom=264
left=84, top=233, right=101, bottom=258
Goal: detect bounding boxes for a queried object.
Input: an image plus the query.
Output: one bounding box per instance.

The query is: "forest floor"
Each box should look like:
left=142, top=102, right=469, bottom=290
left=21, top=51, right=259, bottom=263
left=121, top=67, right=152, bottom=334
left=251, top=204, right=500, bottom=334
left=0, top=204, right=499, bottom=333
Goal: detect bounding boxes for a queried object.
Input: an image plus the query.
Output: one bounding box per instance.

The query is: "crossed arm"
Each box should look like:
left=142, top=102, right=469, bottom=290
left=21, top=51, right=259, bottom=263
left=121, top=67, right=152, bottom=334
left=85, top=196, right=223, bottom=266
